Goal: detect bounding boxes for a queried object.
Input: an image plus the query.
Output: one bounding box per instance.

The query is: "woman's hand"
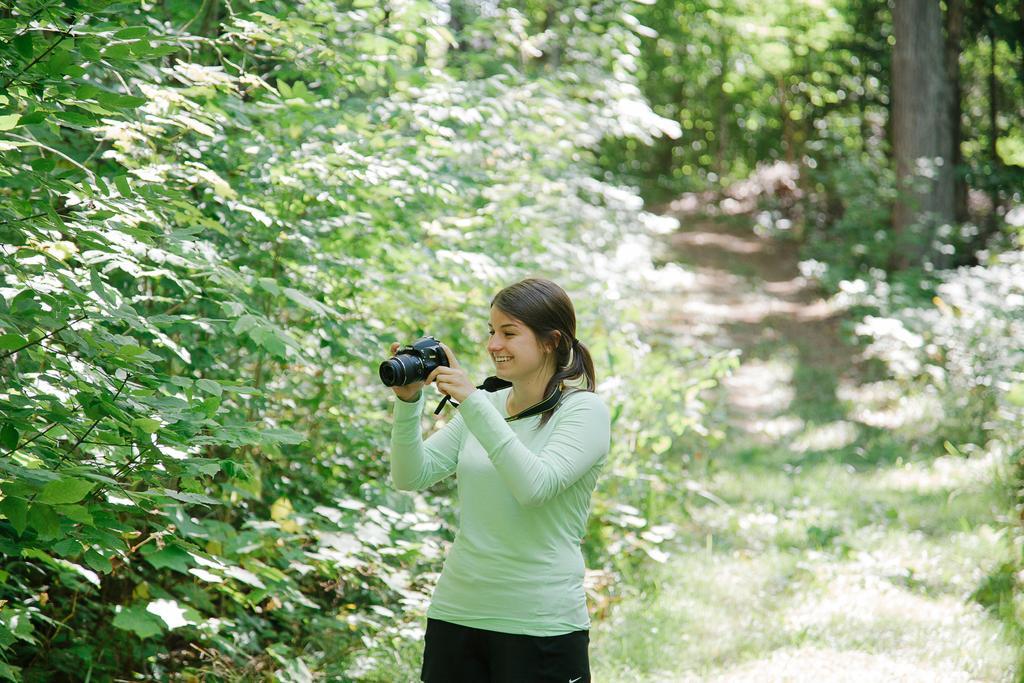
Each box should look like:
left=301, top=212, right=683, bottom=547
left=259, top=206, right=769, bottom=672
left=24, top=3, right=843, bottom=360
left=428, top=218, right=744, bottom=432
left=388, top=342, right=425, bottom=402
left=425, top=342, right=477, bottom=404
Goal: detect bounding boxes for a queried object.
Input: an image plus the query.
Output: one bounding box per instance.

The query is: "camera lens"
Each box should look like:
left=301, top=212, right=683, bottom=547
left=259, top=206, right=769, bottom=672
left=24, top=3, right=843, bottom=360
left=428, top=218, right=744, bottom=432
left=379, top=353, right=423, bottom=386
left=379, top=360, right=401, bottom=386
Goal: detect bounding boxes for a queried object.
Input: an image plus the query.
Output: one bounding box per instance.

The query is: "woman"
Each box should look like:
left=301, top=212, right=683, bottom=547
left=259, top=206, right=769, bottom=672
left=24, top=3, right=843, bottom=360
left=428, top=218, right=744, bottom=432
left=388, top=277, right=611, bottom=683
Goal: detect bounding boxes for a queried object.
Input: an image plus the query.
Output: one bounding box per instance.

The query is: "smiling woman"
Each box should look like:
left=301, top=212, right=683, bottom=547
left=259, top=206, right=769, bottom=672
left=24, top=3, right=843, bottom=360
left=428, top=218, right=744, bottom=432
left=387, top=277, right=609, bottom=683
left=485, top=278, right=596, bottom=428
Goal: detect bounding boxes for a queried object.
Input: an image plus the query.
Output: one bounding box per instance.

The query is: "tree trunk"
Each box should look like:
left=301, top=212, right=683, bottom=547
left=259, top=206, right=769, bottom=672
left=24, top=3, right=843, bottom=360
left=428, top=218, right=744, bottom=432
left=977, top=31, right=1003, bottom=245
left=988, top=32, right=999, bottom=204
left=891, top=0, right=955, bottom=269
left=944, top=0, right=967, bottom=223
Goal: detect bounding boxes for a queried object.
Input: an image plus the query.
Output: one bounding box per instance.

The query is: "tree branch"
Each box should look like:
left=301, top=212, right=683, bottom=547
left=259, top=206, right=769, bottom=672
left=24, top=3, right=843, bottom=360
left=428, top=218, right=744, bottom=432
left=1, top=18, right=76, bottom=90
left=0, top=315, right=88, bottom=361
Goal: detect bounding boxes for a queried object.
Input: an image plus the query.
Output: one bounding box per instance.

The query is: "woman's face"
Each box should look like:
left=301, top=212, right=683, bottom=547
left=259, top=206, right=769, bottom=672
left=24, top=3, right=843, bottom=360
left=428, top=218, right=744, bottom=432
left=486, top=307, right=552, bottom=381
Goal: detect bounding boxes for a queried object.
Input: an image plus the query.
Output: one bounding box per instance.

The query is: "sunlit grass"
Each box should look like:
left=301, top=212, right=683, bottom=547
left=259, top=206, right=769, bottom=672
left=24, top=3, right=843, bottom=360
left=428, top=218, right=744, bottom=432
left=591, top=546, right=804, bottom=681
left=591, top=333, right=1020, bottom=681
left=589, top=436, right=1022, bottom=682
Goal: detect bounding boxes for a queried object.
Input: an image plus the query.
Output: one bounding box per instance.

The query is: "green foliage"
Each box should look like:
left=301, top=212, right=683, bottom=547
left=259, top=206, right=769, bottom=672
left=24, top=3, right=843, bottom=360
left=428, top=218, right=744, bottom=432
left=0, top=0, right=723, bottom=679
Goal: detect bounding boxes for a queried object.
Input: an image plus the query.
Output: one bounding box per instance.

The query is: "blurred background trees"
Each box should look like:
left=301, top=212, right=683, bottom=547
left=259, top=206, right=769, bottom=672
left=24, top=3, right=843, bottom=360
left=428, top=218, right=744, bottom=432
left=606, top=0, right=1022, bottom=276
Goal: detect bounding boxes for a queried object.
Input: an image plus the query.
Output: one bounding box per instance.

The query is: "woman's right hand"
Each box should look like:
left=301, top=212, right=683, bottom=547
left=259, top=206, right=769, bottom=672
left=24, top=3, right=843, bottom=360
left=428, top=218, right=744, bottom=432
left=388, top=342, right=425, bottom=402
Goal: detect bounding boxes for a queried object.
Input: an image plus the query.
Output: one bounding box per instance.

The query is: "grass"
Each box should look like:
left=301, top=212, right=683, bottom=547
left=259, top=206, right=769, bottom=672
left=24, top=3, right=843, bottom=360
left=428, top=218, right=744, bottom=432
left=586, top=391, right=1023, bottom=683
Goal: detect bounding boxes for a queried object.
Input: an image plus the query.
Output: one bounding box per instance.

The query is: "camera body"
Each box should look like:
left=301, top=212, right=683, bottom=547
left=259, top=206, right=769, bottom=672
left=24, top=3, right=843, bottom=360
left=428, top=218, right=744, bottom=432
left=379, top=336, right=449, bottom=387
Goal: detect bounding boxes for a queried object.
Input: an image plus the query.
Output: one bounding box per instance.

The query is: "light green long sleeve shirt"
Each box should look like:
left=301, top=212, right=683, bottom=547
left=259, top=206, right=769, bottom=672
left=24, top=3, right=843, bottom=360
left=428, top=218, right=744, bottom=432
left=389, top=385, right=611, bottom=636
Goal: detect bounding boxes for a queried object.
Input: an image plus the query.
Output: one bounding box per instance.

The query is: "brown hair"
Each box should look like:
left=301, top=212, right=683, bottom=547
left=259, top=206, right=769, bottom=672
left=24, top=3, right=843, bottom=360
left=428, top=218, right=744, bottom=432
left=490, top=277, right=596, bottom=429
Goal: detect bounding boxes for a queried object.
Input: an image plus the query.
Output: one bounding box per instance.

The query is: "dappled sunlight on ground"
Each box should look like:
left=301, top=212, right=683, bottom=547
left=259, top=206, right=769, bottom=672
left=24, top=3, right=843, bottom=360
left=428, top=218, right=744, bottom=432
left=592, top=212, right=1020, bottom=682
left=789, top=420, right=860, bottom=453
left=720, top=358, right=795, bottom=418
left=745, top=415, right=805, bottom=442
left=838, top=379, right=945, bottom=437
left=869, top=450, right=1005, bottom=494
left=671, top=228, right=768, bottom=255
left=687, top=500, right=842, bottom=552
left=783, top=565, right=994, bottom=648
left=845, top=524, right=1011, bottom=594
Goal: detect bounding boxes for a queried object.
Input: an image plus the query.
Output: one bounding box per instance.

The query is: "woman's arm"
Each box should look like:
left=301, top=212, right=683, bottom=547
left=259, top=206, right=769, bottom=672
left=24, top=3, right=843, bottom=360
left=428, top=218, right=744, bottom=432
left=389, top=389, right=465, bottom=491
left=457, top=391, right=611, bottom=507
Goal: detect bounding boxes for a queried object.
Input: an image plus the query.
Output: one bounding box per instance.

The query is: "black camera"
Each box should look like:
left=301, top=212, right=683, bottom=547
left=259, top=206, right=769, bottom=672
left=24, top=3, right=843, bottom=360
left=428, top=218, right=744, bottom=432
left=379, top=336, right=449, bottom=387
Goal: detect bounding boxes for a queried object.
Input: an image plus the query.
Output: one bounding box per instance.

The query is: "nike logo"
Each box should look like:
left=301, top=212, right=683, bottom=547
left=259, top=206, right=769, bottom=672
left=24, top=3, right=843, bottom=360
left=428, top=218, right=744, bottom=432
left=569, top=678, right=581, bottom=683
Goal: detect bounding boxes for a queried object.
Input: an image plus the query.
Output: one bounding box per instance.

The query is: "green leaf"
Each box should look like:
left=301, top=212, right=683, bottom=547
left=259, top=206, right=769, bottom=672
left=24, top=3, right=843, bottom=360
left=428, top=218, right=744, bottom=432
left=76, top=84, right=101, bottom=99
left=44, top=49, right=72, bottom=76
left=114, top=175, right=133, bottom=197
left=260, top=428, right=306, bottom=445
left=116, top=344, right=147, bottom=359
left=2, top=606, right=36, bottom=644
left=144, top=545, right=193, bottom=573
left=131, top=418, right=161, bottom=434
left=90, top=269, right=117, bottom=305
left=283, top=287, right=333, bottom=317
left=0, top=424, right=18, bottom=450
left=195, top=379, right=222, bottom=396
left=30, top=156, right=55, bottom=172
left=0, top=497, right=28, bottom=536
left=39, top=478, right=94, bottom=504
left=0, top=333, right=26, bottom=350
left=27, top=504, right=60, bottom=539
left=56, top=504, right=94, bottom=526
left=52, top=538, right=81, bottom=556
left=233, top=314, right=260, bottom=334
left=13, top=34, right=32, bottom=59
left=114, top=26, right=149, bottom=39
left=102, top=43, right=133, bottom=60
left=84, top=549, right=112, bottom=573
left=112, top=606, right=164, bottom=639
left=0, top=115, right=20, bottom=131
left=258, top=277, right=281, bottom=295
left=96, top=91, right=147, bottom=109
left=250, top=328, right=287, bottom=357
left=155, top=489, right=219, bottom=505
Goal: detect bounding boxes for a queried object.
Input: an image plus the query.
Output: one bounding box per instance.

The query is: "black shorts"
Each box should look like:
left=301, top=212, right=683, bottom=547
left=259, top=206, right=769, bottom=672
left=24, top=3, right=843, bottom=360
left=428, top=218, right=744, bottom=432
left=421, top=617, right=590, bottom=683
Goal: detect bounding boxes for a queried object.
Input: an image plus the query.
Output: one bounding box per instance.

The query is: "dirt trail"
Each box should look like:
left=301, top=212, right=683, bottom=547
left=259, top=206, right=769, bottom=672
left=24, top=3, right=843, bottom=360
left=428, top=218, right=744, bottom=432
left=590, top=211, right=1018, bottom=682
left=645, top=213, right=857, bottom=437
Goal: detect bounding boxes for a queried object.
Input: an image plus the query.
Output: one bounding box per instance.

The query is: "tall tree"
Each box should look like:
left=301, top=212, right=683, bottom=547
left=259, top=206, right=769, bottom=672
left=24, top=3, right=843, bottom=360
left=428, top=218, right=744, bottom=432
left=945, top=0, right=968, bottom=223
left=891, top=0, right=956, bottom=268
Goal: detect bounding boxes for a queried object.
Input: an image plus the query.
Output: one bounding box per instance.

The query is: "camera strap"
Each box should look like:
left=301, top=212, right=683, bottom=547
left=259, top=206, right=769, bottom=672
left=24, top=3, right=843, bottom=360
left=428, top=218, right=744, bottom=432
left=435, top=376, right=565, bottom=422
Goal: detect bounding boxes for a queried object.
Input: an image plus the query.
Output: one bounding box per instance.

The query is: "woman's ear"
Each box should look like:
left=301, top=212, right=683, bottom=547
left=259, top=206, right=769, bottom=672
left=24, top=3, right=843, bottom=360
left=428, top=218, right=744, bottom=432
left=549, top=331, right=564, bottom=354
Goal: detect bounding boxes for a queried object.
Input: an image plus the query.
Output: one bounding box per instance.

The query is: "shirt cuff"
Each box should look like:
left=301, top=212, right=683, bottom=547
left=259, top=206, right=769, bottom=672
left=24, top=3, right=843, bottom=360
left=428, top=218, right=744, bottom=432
left=393, top=390, right=424, bottom=415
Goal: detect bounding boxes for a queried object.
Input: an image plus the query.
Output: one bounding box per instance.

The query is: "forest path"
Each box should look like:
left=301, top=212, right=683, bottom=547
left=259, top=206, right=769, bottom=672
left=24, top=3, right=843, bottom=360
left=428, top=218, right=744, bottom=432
left=590, top=212, right=1019, bottom=682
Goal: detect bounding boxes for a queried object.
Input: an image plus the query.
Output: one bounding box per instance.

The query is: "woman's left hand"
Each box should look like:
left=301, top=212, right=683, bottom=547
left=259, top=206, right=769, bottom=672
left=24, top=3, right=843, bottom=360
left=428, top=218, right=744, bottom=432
left=425, top=342, right=477, bottom=404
